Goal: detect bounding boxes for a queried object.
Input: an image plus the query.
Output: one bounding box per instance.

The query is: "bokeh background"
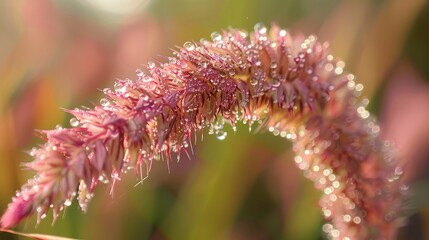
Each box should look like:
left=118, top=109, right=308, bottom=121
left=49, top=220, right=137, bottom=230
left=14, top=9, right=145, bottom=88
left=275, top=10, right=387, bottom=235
left=1, top=0, right=429, bottom=239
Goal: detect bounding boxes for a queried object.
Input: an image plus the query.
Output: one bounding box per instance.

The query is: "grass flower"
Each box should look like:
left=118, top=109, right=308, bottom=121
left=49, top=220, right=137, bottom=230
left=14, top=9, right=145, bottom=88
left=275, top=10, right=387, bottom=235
left=1, top=24, right=405, bottom=239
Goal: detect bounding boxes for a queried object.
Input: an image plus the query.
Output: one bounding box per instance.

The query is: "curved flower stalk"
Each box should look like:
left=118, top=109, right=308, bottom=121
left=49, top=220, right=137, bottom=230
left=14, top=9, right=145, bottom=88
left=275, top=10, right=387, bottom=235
left=1, top=24, right=405, bottom=239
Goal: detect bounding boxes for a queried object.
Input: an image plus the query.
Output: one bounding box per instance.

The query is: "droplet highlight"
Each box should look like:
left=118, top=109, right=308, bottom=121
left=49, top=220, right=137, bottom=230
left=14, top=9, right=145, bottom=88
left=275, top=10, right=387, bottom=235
left=70, top=118, right=80, bottom=127
left=183, top=41, right=195, bottom=51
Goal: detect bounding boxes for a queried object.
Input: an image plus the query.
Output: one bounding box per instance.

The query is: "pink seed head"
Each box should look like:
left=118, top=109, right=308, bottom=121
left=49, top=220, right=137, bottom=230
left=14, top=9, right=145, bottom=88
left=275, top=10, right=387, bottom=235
left=0, top=23, right=405, bottom=240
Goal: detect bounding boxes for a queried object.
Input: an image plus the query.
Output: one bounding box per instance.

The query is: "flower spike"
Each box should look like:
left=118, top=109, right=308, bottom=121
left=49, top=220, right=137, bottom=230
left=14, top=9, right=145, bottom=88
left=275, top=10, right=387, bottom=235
left=1, top=24, right=405, bottom=239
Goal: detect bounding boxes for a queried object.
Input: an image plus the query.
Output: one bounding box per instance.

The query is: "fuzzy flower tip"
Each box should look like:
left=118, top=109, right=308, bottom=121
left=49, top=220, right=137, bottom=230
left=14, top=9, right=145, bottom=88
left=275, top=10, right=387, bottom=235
left=1, top=24, right=406, bottom=239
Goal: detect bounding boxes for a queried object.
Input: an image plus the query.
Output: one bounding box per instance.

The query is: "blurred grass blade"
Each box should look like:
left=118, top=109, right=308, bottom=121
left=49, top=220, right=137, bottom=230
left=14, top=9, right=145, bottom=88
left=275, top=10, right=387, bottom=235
left=0, top=229, right=78, bottom=240
left=402, top=180, right=429, bottom=218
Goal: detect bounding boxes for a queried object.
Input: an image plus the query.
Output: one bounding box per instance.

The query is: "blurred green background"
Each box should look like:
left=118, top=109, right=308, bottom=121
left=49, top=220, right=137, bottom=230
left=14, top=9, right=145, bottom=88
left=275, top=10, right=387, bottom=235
left=1, top=0, right=429, bottom=239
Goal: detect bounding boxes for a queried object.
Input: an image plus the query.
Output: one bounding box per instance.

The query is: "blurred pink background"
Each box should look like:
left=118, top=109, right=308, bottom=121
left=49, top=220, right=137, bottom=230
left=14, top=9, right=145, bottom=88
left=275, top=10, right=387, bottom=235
left=1, top=0, right=429, bottom=239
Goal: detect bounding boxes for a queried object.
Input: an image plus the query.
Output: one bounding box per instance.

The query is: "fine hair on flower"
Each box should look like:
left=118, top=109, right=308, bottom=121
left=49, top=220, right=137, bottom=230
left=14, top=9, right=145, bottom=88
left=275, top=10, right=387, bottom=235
left=0, top=23, right=406, bottom=240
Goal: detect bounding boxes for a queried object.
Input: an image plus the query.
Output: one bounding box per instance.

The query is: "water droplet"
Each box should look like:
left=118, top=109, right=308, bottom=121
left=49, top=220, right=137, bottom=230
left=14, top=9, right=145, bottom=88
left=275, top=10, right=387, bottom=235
left=395, top=167, right=403, bottom=175
left=201, top=61, right=209, bottom=68
left=30, top=147, right=37, bottom=156
left=111, top=131, right=119, bottom=138
left=100, top=98, right=110, bottom=107
left=270, top=62, right=277, bottom=69
left=168, top=57, right=177, bottom=64
left=343, top=214, right=351, bottom=222
left=114, top=82, right=122, bottom=92
left=271, top=78, right=280, bottom=87
left=258, top=35, right=267, bottom=41
left=400, top=184, right=409, bottom=191
left=64, top=199, right=72, bottom=206
left=250, top=78, right=258, bottom=86
left=142, top=76, right=152, bottom=83
left=325, top=63, right=334, bottom=71
left=211, top=32, right=222, bottom=42
left=178, top=60, right=188, bottom=68
left=279, top=29, right=287, bottom=37
left=273, top=129, right=280, bottom=136
left=136, top=69, right=144, bottom=77
left=229, top=69, right=236, bottom=76
left=254, top=23, right=267, bottom=34
left=334, top=67, right=343, bottom=75
left=147, top=61, right=155, bottom=69
left=99, top=175, right=109, bottom=184
left=183, top=41, right=195, bottom=51
left=238, top=30, right=247, bottom=38
left=353, top=217, right=361, bottom=224
left=70, top=118, right=80, bottom=127
left=355, top=83, right=364, bottom=91
left=216, top=130, right=227, bottom=140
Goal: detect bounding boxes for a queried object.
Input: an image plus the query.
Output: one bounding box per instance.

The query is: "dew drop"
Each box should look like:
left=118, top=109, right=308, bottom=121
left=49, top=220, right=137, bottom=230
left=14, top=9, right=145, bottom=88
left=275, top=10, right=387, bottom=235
left=114, top=82, right=122, bottom=92
left=201, top=61, right=209, bottom=68
left=334, top=67, right=343, bottom=75
left=229, top=69, right=236, bottom=76
left=395, top=166, right=403, bottom=175
left=64, top=199, right=72, bottom=206
left=353, top=217, right=361, bottom=224
left=400, top=184, right=409, bottom=191
left=250, top=78, right=258, bottom=86
left=147, top=61, right=155, bottom=69
left=180, top=60, right=188, bottom=68
left=254, top=23, right=267, bottom=34
left=211, top=32, right=222, bottom=42
left=200, top=38, right=208, bottom=44
left=183, top=41, right=195, bottom=51
left=355, top=83, right=364, bottom=91
left=343, top=215, right=351, bottom=222
left=238, top=30, right=247, bottom=38
left=279, top=29, right=287, bottom=37
left=100, top=98, right=110, bottom=107
left=111, top=131, right=119, bottom=138
left=136, top=69, right=144, bottom=77
left=30, top=147, right=37, bottom=156
left=142, top=76, right=152, bottom=83
left=168, top=57, right=177, bottom=64
left=273, top=129, right=280, bottom=136
left=70, top=118, right=80, bottom=127
left=271, top=78, right=280, bottom=87
left=216, top=130, right=227, bottom=140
